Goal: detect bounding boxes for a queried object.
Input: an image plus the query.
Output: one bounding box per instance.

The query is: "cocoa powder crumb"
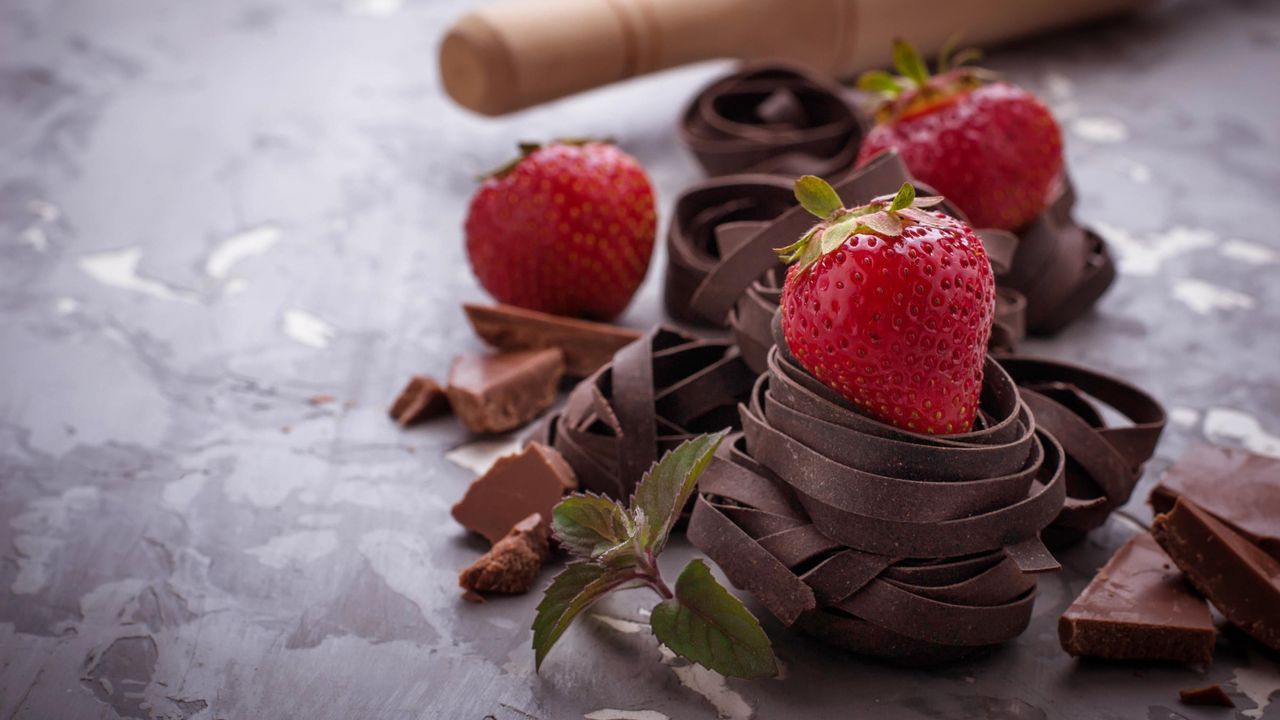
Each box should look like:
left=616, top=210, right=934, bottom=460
left=459, top=513, right=551, bottom=600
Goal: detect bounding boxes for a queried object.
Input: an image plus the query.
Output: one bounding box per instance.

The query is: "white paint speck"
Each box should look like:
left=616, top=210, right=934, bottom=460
left=345, top=0, right=402, bottom=16
left=28, top=198, right=60, bottom=223
left=1124, top=160, right=1151, bottom=184
left=1204, top=408, right=1280, bottom=458
left=54, top=297, right=79, bottom=315
left=297, top=513, right=344, bottom=527
left=658, top=646, right=753, bottom=720
left=1233, top=651, right=1280, bottom=719
left=246, top=530, right=339, bottom=569
left=1098, top=224, right=1217, bottom=276
left=222, top=278, right=249, bottom=296
left=1221, top=239, right=1279, bottom=265
left=205, top=224, right=281, bottom=280
left=282, top=309, right=335, bottom=348
left=1172, top=278, right=1255, bottom=315
left=593, top=614, right=647, bottom=634
left=1071, top=116, right=1129, bottom=143
left=1168, top=406, right=1200, bottom=429
left=1043, top=71, right=1073, bottom=101
left=585, top=711, right=670, bottom=720
left=163, top=473, right=208, bottom=512
left=445, top=434, right=524, bottom=475
left=19, top=226, right=47, bottom=251
left=10, top=486, right=100, bottom=594
left=79, top=246, right=198, bottom=303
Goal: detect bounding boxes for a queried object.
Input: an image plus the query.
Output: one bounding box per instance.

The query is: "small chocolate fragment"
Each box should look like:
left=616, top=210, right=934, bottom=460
left=446, top=349, right=564, bottom=434
left=388, top=375, right=450, bottom=426
left=1153, top=497, right=1280, bottom=651
left=463, top=303, right=641, bottom=377
left=1151, top=444, right=1280, bottom=561
left=459, top=513, right=551, bottom=601
left=451, top=443, right=577, bottom=544
left=1058, top=533, right=1215, bottom=665
left=1179, top=684, right=1234, bottom=707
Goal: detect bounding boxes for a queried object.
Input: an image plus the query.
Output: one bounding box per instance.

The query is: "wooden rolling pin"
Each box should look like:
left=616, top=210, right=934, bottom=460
left=439, top=0, right=1150, bottom=116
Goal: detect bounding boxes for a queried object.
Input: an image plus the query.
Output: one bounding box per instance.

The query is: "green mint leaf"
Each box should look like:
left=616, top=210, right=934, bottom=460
left=887, top=182, right=916, bottom=213
left=793, top=175, right=843, bottom=219
left=631, top=431, right=728, bottom=555
left=650, top=559, right=778, bottom=679
left=532, top=562, right=643, bottom=670
left=552, top=492, right=632, bottom=560
left=856, top=69, right=901, bottom=95
left=892, top=38, right=930, bottom=87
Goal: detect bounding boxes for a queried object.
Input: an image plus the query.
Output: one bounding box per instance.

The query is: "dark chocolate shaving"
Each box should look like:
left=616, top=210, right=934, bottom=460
left=534, top=327, right=755, bottom=500
left=679, top=63, right=865, bottom=179
left=998, top=356, right=1166, bottom=548
left=688, top=330, right=1065, bottom=664
left=667, top=63, right=1118, bottom=346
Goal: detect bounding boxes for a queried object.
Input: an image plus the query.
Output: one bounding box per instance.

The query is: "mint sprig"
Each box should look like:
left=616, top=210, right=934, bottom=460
left=532, top=431, right=778, bottom=679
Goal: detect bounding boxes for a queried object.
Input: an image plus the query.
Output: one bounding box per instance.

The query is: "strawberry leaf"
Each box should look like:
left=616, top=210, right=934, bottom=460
left=857, top=69, right=902, bottom=95
left=650, top=559, right=778, bottom=679
left=892, top=38, right=930, bottom=87
left=860, top=210, right=904, bottom=237
left=631, top=431, right=728, bottom=555
left=819, top=213, right=862, bottom=254
left=899, top=207, right=949, bottom=227
left=912, top=195, right=945, bottom=208
left=949, top=47, right=983, bottom=69
left=532, top=562, right=644, bottom=670
left=887, top=182, right=916, bottom=213
left=794, top=175, right=843, bottom=219
left=553, top=493, right=633, bottom=560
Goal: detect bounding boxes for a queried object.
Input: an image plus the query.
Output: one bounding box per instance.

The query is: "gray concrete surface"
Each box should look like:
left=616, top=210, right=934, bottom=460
left=2, top=0, right=1279, bottom=717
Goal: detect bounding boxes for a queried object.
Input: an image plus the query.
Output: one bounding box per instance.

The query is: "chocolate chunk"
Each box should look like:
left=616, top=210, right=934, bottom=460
left=1151, top=444, right=1280, bottom=561
left=1058, top=533, right=1215, bottom=665
left=1153, top=497, right=1280, bottom=651
left=451, top=443, right=576, bottom=544
left=1179, top=684, right=1234, bottom=707
left=388, top=375, right=450, bottom=426
left=459, top=513, right=551, bottom=601
left=463, top=303, right=641, bottom=377
left=446, top=349, right=564, bottom=434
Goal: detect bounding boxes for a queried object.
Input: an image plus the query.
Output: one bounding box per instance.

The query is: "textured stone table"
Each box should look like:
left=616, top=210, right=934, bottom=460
left=2, top=0, right=1279, bottom=718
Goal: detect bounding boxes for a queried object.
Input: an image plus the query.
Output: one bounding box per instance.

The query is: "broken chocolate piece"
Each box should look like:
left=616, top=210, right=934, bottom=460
left=446, top=349, right=564, bottom=434
left=1058, top=533, right=1215, bottom=665
left=451, top=443, right=576, bottom=545
left=1151, top=444, right=1280, bottom=561
left=459, top=513, right=551, bottom=601
left=388, top=375, right=450, bottom=426
left=1153, top=497, right=1280, bottom=651
left=463, top=303, right=641, bottom=377
left=1179, top=684, right=1234, bottom=707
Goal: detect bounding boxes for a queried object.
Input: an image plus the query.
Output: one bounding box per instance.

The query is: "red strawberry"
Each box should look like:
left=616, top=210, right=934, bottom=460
left=465, top=141, right=657, bottom=321
left=777, top=176, right=995, bottom=434
left=855, top=40, right=1063, bottom=231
